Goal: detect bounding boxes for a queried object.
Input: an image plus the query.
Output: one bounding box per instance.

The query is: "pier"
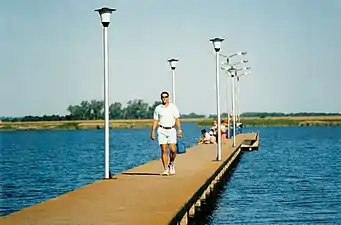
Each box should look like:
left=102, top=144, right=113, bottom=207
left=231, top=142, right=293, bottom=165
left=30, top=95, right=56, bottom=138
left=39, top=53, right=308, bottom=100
left=0, top=133, right=259, bottom=225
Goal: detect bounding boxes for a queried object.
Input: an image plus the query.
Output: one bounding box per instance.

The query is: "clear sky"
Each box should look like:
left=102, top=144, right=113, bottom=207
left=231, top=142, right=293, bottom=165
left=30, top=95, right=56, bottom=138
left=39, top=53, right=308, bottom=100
left=1, top=0, right=340, bottom=117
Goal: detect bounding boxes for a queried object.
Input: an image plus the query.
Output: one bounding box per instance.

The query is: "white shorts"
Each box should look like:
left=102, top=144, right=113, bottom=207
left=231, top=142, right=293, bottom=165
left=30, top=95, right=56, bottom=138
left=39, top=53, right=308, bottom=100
left=157, top=127, right=177, bottom=145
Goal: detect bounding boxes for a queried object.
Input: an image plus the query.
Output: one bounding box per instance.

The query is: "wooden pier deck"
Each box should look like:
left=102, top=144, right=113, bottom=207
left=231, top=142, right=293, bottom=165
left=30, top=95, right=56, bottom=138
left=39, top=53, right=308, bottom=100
left=0, top=133, right=259, bottom=225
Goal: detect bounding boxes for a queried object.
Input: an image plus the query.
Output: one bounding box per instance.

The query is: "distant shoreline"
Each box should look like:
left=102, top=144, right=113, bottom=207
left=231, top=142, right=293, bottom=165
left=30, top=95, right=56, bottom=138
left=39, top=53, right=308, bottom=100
left=198, top=115, right=341, bottom=127
left=0, top=118, right=203, bottom=131
left=1, top=116, right=341, bottom=131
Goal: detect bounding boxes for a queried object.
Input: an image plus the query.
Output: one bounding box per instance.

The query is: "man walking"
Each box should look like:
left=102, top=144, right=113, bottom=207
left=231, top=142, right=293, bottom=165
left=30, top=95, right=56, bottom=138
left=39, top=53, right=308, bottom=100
left=151, top=91, right=182, bottom=175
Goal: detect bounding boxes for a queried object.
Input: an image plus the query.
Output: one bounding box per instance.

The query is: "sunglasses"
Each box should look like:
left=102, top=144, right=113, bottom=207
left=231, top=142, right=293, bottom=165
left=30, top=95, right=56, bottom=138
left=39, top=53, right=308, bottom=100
left=161, top=96, right=169, bottom=99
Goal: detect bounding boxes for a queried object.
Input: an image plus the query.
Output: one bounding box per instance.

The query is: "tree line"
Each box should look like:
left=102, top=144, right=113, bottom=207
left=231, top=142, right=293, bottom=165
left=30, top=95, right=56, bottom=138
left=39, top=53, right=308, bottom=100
left=239, top=112, right=341, bottom=118
left=1, top=100, right=340, bottom=122
left=0, top=99, right=206, bottom=122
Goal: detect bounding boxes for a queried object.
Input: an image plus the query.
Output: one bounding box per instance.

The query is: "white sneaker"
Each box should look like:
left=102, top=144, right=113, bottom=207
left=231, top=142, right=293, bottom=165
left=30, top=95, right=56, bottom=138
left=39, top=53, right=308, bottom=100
left=162, top=167, right=169, bottom=176
left=169, top=164, right=175, bottom=175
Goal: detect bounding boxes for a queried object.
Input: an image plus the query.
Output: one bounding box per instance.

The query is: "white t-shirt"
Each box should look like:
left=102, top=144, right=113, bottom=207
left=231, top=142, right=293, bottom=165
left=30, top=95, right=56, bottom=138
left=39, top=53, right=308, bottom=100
left=204, top=132, right=211, bottom=140
left=153, top=103, right=180, bottom=127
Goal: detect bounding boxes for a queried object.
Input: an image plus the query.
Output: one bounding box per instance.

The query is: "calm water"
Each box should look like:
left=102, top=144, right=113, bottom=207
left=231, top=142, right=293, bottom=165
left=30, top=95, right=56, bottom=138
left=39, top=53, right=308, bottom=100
left=207, top=126, right=341, bottom=225
left=1, top=124, right=341, bottom=224
left=0, top=122, right=201, bottom=216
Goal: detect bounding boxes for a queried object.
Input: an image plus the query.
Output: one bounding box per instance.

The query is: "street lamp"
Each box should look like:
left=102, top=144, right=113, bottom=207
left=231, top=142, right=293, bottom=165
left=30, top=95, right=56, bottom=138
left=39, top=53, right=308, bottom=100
left=221, top=64, right=250, bottom=147
left=236, top=71, right=252, bottom=124
left=168, top=58, right=179, bottom=104
left=220, top=51, right=247, bottom=139
left=210, top=37, right=224, bottom=161
left=228, top=67, right=238, bottom=147
left=95, top=6, right=116, bottom=179
left=220, top=52, right=247, bottom=64
left=232, top=66, right=250, bottom=140
left=231, top=60, right=248, bottom=67
left=238, top=66, right=251, bottom=71
left=221, top=65, right=234, bottom=140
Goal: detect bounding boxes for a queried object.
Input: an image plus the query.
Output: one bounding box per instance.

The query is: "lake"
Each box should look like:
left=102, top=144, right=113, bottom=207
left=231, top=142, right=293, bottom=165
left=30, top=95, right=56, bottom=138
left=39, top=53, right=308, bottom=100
left=206, top=126, right=341, bottom=224
left=1, top=123, right=341, bottom=224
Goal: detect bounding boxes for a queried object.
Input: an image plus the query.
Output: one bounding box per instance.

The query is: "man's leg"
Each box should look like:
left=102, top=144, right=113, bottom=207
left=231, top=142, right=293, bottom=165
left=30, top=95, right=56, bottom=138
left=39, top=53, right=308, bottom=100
left=168, top=143, right=177, bottom=164
left=160, top=144, right=169, bottom=169
left=168, top=128, right=177, bottom=175
left=158, top=128, right=170, bottom=175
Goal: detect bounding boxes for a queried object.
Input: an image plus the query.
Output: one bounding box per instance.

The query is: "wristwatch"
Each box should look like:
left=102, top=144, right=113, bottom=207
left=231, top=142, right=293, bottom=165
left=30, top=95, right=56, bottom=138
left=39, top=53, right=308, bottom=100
left=178, top=129, right=182, bottom=133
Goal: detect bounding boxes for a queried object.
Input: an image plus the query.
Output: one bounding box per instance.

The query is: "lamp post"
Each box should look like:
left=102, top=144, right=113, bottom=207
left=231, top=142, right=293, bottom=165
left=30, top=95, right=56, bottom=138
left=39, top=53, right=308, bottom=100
left=236, top=75, right=240, bottom=124
left=210, top=37, right=224, bottom=161
left=234, top=67, right=250, bottom=139
left=168, top=58, right=179, bottom=104
left=220, top=52, right=247, bottom=65
left=95, top=6, right=116, bottom=179
left=221, top=65, right=250, bottom=147
left=231, top=60, right=248, bottom=67
left=221, top=65, right=234, bottom=141
left=236, top=71, right=251, bottom=124
left=229, top=68, right=237, bottom=147
left=220, top=52, right=247, bottom=140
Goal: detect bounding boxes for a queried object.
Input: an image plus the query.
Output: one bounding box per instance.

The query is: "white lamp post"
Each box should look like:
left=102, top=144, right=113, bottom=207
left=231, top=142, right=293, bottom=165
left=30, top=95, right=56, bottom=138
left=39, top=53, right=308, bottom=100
left=221, top=65, right=250, bottom=147
left=236, top=71, right=251, bottom=124
left=231, top=60, right=248, bottom=67
left=220, top=52, right=247, bottom=140
left=95, top=6, right=116, bottom=179
left=220, top=52, right=247, bottom=64
left=221, top=66, right=233, bottom=140
left=210, top=37, right=224, bottom=161
left=236, top=75, right=240, bottom=124
left=233, top=67, right=251, bottom=139
left=168, top=58, right=179, bottom=104
left=229, top=68, right=237, bottom=147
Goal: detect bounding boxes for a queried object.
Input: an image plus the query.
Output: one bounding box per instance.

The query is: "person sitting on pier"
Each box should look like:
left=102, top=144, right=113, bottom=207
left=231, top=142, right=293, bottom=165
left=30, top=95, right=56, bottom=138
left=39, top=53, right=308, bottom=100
left=198, top=129, right=216, bottom=144
left=150, top=91, right=182, bottom=176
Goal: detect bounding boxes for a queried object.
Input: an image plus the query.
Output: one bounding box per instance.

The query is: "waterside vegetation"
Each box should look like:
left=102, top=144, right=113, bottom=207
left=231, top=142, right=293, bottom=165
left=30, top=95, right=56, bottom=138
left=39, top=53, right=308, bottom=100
left=197, top=116, right=341, bottom=127
left=1, top=99, right=340, bottom=130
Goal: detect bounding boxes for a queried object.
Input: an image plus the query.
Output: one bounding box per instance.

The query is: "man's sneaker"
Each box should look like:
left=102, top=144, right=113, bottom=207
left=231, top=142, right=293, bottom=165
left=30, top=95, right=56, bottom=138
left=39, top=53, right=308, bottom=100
left=162, top=167, right=169, bottom=176
left=169, top=164, right=175, bottom=175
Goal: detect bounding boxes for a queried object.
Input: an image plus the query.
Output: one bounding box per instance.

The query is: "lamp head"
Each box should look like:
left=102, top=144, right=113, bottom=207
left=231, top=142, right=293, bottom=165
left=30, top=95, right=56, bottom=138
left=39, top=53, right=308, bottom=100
left=210, top=37, right=224, bottom=52
left=168, top=58, right=179, bottom=70
left=95, top=7, right=116, bottom=27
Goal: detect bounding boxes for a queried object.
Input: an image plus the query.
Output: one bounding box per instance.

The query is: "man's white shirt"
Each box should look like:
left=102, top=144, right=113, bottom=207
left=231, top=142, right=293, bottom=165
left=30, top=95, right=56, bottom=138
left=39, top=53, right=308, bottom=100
left=153, top=103, right=180, bottom=127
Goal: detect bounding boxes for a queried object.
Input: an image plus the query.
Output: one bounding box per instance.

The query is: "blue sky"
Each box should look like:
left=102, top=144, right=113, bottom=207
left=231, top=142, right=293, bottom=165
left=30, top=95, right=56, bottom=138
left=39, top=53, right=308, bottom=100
left=1, top=0, right=340, bottom=117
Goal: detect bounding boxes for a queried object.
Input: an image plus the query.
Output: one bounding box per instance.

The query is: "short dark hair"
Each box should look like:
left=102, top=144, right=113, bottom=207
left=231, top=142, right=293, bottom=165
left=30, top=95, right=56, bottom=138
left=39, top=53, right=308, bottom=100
left=160, top=91, right=169, bottom=97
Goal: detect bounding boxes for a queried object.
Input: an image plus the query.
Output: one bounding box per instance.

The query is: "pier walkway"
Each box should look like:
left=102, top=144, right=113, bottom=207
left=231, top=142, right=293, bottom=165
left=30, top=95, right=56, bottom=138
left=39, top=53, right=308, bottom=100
left=0, top=133, right=259, bottom=225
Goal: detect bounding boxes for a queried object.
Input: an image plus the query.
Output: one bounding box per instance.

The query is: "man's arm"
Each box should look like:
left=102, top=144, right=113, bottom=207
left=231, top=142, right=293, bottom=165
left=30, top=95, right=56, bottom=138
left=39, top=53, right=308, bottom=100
left=151, top=119, right=158, bottom=135
left=173, top=105, right=182, bottom=136
left=175, top=118, right=181, bottom=131
left=151, top=107, right=159, bottom=138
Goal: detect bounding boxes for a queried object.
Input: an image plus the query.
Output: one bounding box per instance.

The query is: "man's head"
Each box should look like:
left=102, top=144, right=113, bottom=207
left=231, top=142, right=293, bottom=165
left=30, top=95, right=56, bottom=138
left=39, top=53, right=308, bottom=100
left=160, top=91, right=170, bottom=105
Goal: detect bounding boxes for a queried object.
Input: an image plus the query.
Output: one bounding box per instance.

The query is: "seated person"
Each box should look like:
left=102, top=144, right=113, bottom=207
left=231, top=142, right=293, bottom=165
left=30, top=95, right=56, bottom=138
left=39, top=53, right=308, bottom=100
left=198, top=129, right=216, bottom=144
left=208, top=129, right=217, bottom=143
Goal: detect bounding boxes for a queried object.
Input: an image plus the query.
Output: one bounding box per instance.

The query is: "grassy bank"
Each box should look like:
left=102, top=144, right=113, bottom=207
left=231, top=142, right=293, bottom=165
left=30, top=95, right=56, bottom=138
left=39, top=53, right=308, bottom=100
left=197, top=116, right=341, bottom=127
left=0, top=118, right=206, bottom=131
left=2, top=116, right=341, bottom=131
